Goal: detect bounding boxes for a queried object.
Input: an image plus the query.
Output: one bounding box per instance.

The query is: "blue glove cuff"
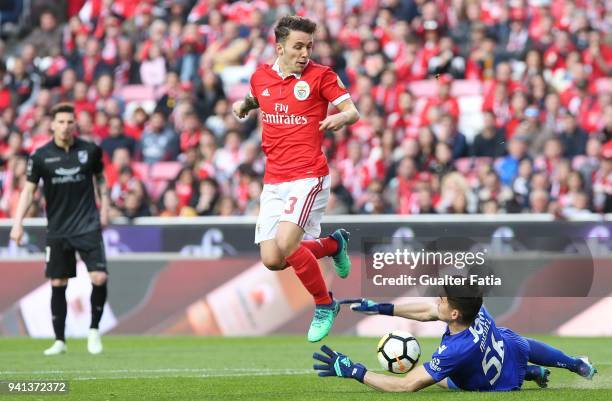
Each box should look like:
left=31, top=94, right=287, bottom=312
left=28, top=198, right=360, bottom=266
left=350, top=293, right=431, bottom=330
left=354, top=364, right=367, bottom=383
left=378, top=303, right=394, bottom=316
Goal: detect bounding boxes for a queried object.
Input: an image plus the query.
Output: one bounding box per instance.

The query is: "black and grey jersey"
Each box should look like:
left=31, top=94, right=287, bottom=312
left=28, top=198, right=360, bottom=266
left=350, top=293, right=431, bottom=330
left=27, top=137, right=104, bottom=238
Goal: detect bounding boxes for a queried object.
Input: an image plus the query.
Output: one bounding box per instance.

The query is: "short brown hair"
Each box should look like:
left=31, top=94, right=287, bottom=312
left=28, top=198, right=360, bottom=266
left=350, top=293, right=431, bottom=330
left=50, top=103, right=75, bottom=119
left=274, top=15, right=316, bottom=43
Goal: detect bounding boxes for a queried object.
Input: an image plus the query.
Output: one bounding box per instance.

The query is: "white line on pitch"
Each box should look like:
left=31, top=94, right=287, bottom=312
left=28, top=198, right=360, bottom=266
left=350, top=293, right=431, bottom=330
left=72, top=371, right=314, bottom=381
left=0, top=368, right=313, bottom=375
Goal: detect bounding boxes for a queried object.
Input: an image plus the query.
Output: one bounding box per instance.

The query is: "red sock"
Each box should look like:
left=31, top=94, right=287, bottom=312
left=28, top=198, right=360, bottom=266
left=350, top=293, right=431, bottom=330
left=302, top=237, right=339, bottom=259
left=285, top=245, right=332, bottom=305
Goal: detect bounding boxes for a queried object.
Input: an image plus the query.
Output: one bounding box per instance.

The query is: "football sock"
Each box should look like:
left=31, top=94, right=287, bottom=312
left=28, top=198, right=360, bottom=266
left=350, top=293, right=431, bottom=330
left=51, top=285, right=67, bottom=342
left=526, top=338, right=580, bottom=372
left=301, top=236, right=338, bottom=259
left=90, top=282, right=107, bottom=329
left=286, top=245, right=332, bottom=305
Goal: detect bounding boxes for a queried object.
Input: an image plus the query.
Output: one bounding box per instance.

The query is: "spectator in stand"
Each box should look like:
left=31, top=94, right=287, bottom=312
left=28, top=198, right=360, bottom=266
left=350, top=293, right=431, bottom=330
left=328, top=166, right=353, bottom=214
left=510, top=158, right=534, bottom=211
left=139, top=111, right=180, bottom=164
left=179, top=111, right=203, bottom=153
left=529, top=189, right=550, bottom=213
left=472, top=111, right=506, bottom=157
left=195, top=70, right=226, bottom=123
left=216, top=195, right=238, bottom=216
left=24, top=9, right=63, bottom=58
left=101, top=116, right=136, bottom=159
left=420, top=74, right=459, bottom=126
left=592, top=142, right=612, bottom=213
left=437, top=115, right=468, bottom=159
left=191, top=177, right=220, bottom=216
left=117, top=187, right=152, bottom=220
left=0, top=155, right=27, bottom=217
left=71, top=37, right=112, bottom=85
left=430, top=142, right=455, bottom=180
left=140, top=44, right=167, bottom=88
left=497, top=135, right=529, bottom=186
left=171, top=167, right=198, bottom=212
left=559, top=112, right=588, bottom=159
left=385, top=157, right=418, bottom=214
left=358, top=180, right=393, bottom=215
left=109, top=165, right=141, bottom=215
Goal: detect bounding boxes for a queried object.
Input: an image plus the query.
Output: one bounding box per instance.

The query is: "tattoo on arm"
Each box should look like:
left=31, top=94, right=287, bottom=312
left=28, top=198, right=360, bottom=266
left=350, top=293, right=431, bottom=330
left=95, top=173, right=108, bottom=200
left=244, top=93, right=259, bottom=112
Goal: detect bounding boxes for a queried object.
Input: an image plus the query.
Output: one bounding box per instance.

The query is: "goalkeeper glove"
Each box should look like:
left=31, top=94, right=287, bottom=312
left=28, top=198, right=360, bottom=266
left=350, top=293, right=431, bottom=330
left=313, top=345, right=367, bottom=382
left=339, top=298, right=394, bottom=316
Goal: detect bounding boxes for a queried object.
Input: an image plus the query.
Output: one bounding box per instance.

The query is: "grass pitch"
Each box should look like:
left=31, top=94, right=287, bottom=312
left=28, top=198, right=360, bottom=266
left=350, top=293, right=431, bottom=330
left=0, top=336, right=609, bottom=401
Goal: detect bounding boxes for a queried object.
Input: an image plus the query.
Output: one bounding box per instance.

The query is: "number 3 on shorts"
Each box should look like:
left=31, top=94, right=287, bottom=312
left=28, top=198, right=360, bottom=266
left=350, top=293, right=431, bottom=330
left=284, top=197, right=298, bottom=214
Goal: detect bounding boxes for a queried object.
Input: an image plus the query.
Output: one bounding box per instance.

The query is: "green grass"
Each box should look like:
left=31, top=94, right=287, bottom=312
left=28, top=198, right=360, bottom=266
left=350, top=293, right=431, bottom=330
left=0, top=336, right=609, bottom=401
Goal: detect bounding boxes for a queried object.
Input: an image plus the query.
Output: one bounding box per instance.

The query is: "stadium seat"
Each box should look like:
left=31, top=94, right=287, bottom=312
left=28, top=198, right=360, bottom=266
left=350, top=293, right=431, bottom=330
left=120, top=85, right=157, bottom=103
left=408, top=80, right=438, bottom=98
left=454, top=157, right=473, bottom=174
left=150, top=161, right=183, bottom=181
left=407, top=79, right=483, bottom=98
left=451, top=80, right=483, bottom=97
left=131, top=162, right=150, bottom=180
left=475, top=157, right=494, bottom=169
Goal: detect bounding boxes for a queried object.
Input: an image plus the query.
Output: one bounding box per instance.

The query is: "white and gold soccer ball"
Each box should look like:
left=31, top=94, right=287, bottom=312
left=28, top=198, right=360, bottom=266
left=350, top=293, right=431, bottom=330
left=377, top=331, right=421, bottom=374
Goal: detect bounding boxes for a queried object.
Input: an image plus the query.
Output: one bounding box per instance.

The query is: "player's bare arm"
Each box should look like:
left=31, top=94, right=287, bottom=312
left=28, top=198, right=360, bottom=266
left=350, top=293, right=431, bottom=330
left=232, top=93, right=259, bottom=119
left=394, top=302, right=440, bottom=321
left=363, top=365, right=436, bottom=392
left=319, top=99, right=359, bottom=131
left=9, top=181, right=38, bottom=245
left=94, top=172, right=110, bottom=228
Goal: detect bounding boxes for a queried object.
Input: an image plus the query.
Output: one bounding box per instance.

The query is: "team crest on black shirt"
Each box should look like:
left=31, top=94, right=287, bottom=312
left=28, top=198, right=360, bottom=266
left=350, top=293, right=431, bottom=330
left=78, top=150, right=88, bottom=164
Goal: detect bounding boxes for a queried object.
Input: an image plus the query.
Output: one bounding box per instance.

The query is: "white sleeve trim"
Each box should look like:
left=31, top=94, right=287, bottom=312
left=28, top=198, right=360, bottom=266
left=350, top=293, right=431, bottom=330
left=331, top=93, right=351, bottom=106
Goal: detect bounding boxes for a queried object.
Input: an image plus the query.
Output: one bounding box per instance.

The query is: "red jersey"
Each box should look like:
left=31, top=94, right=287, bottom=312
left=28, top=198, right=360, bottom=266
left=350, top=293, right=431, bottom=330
left=250, top=60, right=350, bottom=183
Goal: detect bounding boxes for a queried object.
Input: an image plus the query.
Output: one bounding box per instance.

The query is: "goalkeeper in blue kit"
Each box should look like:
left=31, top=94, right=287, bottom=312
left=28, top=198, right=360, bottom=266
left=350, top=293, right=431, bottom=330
left=313, top=284, right=597, bottom=392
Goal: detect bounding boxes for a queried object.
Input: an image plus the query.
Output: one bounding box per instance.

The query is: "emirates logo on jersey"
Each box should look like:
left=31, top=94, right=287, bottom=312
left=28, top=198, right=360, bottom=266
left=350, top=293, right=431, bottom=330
left=293, top=81, right=310, bottom=101
left=260, top=111, right=307, bottom=125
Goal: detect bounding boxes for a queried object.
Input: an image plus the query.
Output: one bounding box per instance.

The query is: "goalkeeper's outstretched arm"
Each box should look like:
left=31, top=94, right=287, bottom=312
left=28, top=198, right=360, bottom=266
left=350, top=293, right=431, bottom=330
left=343, top=298, right=439, bottom=321
left=313, top=345, right=437, bottom=392
left=363, top=365, right=437, bottom=392
left=393, top=302, right=440, bottom=322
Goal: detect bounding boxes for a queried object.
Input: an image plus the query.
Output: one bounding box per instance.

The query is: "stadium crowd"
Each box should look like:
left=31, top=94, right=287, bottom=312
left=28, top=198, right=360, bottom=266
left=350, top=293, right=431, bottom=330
left=0, top=0, right=610, bottom=219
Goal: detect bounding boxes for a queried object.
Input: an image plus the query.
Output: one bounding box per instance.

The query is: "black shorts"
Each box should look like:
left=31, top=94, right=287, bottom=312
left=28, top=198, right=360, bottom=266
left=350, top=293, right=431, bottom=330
left=45, top=230, right=107, bottom=279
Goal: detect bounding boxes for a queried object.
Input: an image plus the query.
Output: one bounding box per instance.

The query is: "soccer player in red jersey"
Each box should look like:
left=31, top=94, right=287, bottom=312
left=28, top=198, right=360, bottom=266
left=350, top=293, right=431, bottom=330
left=232, top=15, right=360, bottom=342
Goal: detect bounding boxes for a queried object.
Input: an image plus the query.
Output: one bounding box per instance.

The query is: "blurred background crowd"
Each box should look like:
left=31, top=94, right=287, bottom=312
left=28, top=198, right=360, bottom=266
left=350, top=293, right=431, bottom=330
left=0, top=0, right=610, bottom=220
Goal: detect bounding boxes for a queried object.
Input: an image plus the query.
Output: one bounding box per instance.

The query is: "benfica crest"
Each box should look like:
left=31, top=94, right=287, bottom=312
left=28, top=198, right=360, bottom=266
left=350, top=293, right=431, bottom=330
left=293, top=80, right=310, bottom=101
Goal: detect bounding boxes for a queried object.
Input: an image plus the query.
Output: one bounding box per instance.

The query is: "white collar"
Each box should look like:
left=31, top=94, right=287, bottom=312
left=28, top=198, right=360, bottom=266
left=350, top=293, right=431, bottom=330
left=272, top=58, right=307, bottom=79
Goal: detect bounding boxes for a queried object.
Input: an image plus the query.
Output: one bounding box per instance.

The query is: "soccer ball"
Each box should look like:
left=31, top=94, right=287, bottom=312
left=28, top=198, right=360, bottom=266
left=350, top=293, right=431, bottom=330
left=377, top=331, right=421, bottom=374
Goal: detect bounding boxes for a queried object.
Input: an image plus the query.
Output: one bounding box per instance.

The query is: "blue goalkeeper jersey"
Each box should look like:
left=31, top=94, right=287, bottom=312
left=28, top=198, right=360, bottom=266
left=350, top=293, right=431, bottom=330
left=423, top=306, right=529, bottom=391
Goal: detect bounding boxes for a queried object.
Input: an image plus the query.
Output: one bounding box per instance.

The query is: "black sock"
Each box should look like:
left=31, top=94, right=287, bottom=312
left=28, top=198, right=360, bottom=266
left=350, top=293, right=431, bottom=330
left=51, top=285, right=67, bottom=342
left=90, top=282, right=107, bottom=329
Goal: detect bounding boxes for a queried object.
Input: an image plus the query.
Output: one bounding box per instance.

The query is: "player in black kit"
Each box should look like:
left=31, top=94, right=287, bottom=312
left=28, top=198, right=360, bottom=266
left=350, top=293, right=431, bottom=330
left=10, top=103, right=110, bottom=355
